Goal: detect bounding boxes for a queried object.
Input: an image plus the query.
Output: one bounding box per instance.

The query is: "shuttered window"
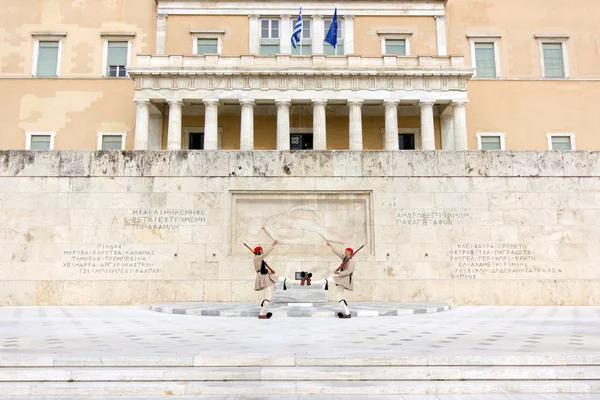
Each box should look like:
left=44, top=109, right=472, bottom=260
left=107, top=41, right=128, bottom=77
left=543, top=43, right=565, bottom=78
left=474, top=42, right=496, bottom=78
left=550, top=136, right=572, bottom=150
left=101, top=135, right=123, bottom=150
left=36, top=41, right=59, bottom=77
left=197, top=38, right=218, bottom=55
left=480, top=136, right=502, bottom=150
left=29, top=135, right=52, bottom=150
left=385, top=39, right=406, bottom=56
left=260, top=19, right=280, bottom=55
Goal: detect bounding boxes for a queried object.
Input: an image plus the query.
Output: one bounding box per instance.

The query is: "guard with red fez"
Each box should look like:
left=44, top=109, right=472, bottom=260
left=319, top=242, right=356, bottom=318
left=253, top=240, right=280, bottom=319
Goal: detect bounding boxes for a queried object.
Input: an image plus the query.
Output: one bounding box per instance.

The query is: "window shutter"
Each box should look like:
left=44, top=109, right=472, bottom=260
left=37, top=41, right=59, bottom=77
left=197, top=38, right=218, bottom=54
left=101, top=135, right=123, bottom=150
left=385, top=39, right=406, bottom=56
left=474, top=43, right=496, bottom=78
left=30, top=135, right=51, bottom=150
left=543, top=43, right=565, bottom=78
left=551, top=136, right=571, bottom=150
left=480, top=136, right=502, bottom=150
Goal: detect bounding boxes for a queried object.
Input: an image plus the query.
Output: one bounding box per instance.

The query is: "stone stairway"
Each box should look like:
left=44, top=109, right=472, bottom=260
left=2, top=355, right=599, bottom=396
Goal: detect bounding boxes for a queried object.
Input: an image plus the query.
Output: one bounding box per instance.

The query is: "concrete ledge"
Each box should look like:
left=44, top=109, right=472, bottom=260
left=1, top=150, right=599, bottom=178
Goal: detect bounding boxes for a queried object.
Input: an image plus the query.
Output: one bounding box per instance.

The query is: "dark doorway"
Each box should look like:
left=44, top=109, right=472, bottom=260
left=398, top=133, right=416, bottom=150
left=290, top=133, right=313, bottom=150
left=189, top=133, right=204, bottom=150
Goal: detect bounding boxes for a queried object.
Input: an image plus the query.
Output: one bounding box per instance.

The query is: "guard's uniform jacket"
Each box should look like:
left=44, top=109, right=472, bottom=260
left=332, top=247, right=355, bottom=291
left=253, top=245, right=279, bottom=291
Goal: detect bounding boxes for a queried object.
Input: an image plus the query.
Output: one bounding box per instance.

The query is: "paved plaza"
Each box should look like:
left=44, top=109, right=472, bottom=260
left=1, top=305, right=600, bottom=398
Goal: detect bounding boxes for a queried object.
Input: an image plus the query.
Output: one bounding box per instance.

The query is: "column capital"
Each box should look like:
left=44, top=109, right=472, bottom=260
left=347, top=100, right=363, bottom=106
left=239, top=98, right=255, bottom=106
left=275, top=99, right=292, bottom=106
left=249, top=14, right=260, bottom=20
left=343, top=14, right=355, bottom=20
left=280, top=14, right=291, bottom=19
left=435, top=15, right=445, bottom=20
left=312, top=99, right=327, bottom=106
left=419, top=100, right=436, bottom=107
left=451, top=99, right=469, bottom=107
left=203, top=98, right=220, bottom=106
left=167, top=99, right=184, bottom=106
left=134, top=99, right=150, bottom=106
left=312, top=14, right=323, bottom=20
left=383, top=99, right=399, bottom=106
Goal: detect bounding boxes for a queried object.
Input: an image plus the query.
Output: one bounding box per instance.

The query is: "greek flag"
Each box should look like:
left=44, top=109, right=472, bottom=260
left=291, top=8, right=303, bottom=49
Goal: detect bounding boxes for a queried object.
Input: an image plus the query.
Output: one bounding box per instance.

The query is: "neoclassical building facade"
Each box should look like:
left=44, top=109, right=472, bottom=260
left=1, top=0, right=599, bottom=152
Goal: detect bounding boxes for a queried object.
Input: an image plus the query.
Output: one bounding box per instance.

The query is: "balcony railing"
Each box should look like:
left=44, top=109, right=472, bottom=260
left=132, top=54, right=468, bottom=72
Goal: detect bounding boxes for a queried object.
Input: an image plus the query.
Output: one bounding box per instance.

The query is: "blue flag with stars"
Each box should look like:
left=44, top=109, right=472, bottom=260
left=324, top=7, right=338, bottom=48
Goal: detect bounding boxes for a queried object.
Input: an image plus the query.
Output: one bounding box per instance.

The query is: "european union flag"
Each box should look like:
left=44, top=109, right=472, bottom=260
left=324, top=7, right=338, bottom=48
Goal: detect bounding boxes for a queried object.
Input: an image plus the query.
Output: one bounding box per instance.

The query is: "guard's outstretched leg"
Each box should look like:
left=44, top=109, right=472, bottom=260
left=336, top=285, right=351, bottom=318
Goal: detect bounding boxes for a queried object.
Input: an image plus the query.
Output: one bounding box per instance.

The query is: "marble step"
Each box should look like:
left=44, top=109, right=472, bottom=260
left=3, top=354, right=599, bottom=367
left=1, top=366, right=600, bottom=382
left=1, top=380, right=599, bottom=396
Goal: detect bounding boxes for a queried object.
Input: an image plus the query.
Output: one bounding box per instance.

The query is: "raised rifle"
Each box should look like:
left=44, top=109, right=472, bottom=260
left=334, top=244, right=366, bottom=273
left=242, top=241, right=275, bottom=274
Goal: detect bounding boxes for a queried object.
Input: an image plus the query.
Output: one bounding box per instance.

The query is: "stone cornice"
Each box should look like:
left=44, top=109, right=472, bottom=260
left=1, top=151, right=597, bottom=178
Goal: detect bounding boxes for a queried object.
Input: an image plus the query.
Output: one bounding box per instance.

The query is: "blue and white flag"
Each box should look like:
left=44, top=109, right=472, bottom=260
left=291, top=8, right=303, bottom=49
left=324, top=7, right=338, bottom=48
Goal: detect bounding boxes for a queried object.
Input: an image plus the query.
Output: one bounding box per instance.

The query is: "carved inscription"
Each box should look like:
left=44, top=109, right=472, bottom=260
left=62, top=244, right=160, bottom=275
left=396, top=210, right=470, bottom=225
left=126, top=209, right=207, bottom=230
left=449, top=243, right=549, bottom=279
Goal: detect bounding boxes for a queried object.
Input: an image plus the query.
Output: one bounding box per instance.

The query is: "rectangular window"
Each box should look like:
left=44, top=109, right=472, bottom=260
left=480, top=136, right=502, bottom=150
left=291, top=19, right=312, bottom=55
left=290, top=133, right=313, bottom=150
left=189, top=133, right=205, bottom=150
left=36, top=41, right=60, bottom=77
left=107, top=41, right=128, bottom=77
left=550, top=135, right=573, bottom=150
left=324, top=18, right=344, bottom=55
left=474, top=42, right=497, bottom=78
left=197, top=38, right=218, bottom=55
left=101, top=135, right=124, bottom=150
left=542, top=42, right=565, bottom=78
left=398, top=133, right=415, bottom=150
left=260, top=19, right=280, bottom=55
left=26, top=132, right=55, bottom=150
left=386, top=39, right=406, bottom=56
left=30, top=135, right=52, bottom=150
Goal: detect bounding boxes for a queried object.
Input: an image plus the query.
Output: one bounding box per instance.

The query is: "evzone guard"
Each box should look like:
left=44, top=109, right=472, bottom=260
left=245, top=240, right=302, bottom=320
left=318, top=242, right=364, bottom=319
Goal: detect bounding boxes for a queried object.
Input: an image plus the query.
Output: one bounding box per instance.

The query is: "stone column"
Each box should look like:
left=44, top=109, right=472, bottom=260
left=239, top=99, right=255, bottom=150
left=313, top=99, right=327, bottom=150
left=204, top=99, right=219, bottom=150
left=343, top=15, right=355, bottom=55
left=440, top=114, right=454, bottom=150
left=313, top=15, right=324, bottom=54
left=276, top=100, right=291, bottom=150
left=280, top=15, right=292, bottom=54
left=383, top=100, right=399, bottom=150
left=435, top=16, right=447, bottom=56
left=452, top=100, right=468, bottom=150
left=419, top=100, right=436, bottom=150
left=167, top=100, right=183, bottom=150
left=134, top=100, right=150, bottom=150
left=156, top=14, right=167, bottom=55
left=149, top=114, right=164, bottom=150
left=249, top=15, right=260, bottom=54
left=348, top=100, right=363, bottom=150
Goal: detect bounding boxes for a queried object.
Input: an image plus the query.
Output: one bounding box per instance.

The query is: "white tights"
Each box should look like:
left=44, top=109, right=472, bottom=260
left=322, top=277, right=350, bottom=315
left=259, top=276, right=302, bottom=316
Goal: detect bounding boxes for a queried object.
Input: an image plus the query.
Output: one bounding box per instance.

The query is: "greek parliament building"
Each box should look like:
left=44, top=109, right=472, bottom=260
left=1, top=0, right=599, bottom=152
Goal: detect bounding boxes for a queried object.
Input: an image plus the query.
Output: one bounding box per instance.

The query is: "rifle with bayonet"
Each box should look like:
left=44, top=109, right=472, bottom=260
left=334, top=243, right=366, bottom=273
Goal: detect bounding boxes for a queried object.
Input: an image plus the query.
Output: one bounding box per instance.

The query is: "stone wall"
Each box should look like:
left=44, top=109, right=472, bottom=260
left=1, top=150, right=599, bottom=306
